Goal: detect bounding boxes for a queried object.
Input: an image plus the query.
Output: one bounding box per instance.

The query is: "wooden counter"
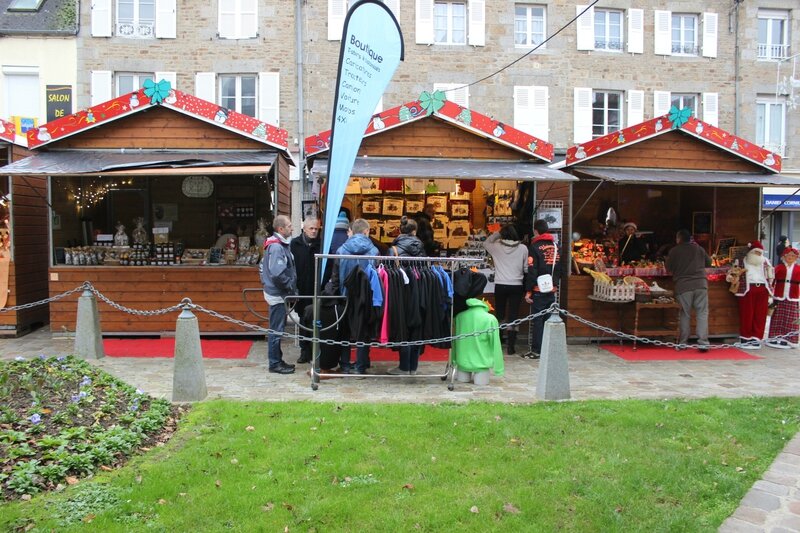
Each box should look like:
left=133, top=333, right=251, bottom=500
left=48, top=266, right=269, bottom=336
left=565, top=275, right=739, bottom=341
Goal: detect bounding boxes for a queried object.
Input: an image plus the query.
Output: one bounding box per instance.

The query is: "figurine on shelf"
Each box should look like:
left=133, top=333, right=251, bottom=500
left=114, top=222, right=129, bottom=247
left=254, top=218, right=269, bottom=248
left=132, top=217, right=148, bottom=245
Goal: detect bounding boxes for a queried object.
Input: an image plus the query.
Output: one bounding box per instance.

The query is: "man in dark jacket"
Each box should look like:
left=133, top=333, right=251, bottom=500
left=260, top=215, right=297, bottom=374
left=290, top=216, right=320, bottom=363
left=413, top=205, right=438, bottom=257
left=523, top=219, right=561, bottom=359
left=666, top=229, right=711, bottom=351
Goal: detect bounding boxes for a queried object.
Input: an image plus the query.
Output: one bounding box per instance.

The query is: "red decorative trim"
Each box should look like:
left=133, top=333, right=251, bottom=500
left=566, top=114, right=781, bottom=172
left=305, top=98, right=553, bottom=162
left=0, top=118, right=15, bottom=143
left=26, top=89, right=289, bottom=153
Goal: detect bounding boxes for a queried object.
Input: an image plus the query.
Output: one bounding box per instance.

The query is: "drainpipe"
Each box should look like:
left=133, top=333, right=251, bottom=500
left=295, top=0, right=306, bottom=198
left=733, top=0, right=742, bottom=135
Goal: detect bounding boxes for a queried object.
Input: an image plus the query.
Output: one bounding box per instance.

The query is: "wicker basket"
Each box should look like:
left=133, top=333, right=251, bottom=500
left=593, top=281, right=635, bottom=302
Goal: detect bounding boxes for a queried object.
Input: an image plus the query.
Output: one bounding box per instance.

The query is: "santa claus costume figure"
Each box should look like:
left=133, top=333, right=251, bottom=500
left=767, top=247, right=800, bottom=349
left=727, top=241, right=774, bottom=348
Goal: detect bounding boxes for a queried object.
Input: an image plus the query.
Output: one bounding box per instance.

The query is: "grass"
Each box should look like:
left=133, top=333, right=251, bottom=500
left=2, top=396, right=799, bottom=532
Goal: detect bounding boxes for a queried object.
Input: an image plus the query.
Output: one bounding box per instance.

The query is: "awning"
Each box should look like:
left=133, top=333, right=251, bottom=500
left=575, top=167, right=800, bottom=186
left=309, top=157, right=576, bottom=181
left=0, top=151, right=277, bottom=176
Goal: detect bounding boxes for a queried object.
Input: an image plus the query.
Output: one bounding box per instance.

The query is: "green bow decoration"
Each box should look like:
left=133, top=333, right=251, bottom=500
left=143, top=79, right=172, bottom=105
left=419, top=90, right=446, bottom=116
left=668, top=105, right=692, bottom=130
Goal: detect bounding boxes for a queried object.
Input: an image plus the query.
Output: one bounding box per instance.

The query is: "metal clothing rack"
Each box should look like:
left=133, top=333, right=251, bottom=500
left=310, top=253, right=481, bottom=390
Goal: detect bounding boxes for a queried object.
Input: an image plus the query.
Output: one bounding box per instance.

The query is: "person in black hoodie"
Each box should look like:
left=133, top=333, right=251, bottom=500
left=523, top=219, right=561, bottom=359
left=387, top=216, right=426, bottom=375
left=413, top=204, right=438, bottom=257
left=290, top=216, right=320, bottom=364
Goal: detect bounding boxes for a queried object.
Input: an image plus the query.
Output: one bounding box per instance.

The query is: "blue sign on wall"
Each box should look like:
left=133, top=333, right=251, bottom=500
left=763, top=194, right=800, bottom=209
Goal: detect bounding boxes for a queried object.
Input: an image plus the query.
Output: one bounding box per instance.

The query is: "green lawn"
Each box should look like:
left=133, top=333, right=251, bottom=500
left=3, top=397, right=799, bottom=532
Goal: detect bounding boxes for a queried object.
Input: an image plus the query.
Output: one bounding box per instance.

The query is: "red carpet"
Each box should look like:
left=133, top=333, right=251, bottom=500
left=602, top=344, right=761, bottom=361
left=104, top=338, right=252, bottom=359
left=364, top=346, right=450, bottom=362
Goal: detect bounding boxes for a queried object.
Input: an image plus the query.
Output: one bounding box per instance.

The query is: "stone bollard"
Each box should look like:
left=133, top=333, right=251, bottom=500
left=74, top=289, right=104, bottom=360
left=172, top=303, right=207, bottom=402
left=536, top=311, right=571, bottom=400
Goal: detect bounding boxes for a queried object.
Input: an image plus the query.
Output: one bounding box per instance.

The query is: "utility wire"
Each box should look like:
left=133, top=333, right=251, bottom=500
left=450, top=0, right=601, bottom=92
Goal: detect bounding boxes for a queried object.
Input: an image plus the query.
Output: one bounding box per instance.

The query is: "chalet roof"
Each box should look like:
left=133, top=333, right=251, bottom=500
left=563, top=109, right=781, bottom=173
left=27, top=82, right=292, bottom=161
left=0, top=0, right=77, bottom=35
left=305, top=92, right=553, bottom=162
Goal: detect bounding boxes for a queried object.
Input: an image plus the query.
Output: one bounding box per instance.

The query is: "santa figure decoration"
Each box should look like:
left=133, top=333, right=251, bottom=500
left=726, top=241, right=774, bottom=348
left=767, top=247, right=800, bottom=349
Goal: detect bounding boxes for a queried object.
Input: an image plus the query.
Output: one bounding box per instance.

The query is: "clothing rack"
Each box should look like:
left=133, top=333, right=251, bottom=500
left=310, top=253, right=482, bottom=390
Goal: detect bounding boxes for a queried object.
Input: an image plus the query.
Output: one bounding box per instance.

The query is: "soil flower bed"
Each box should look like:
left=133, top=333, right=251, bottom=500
left=0, top=355, right=179, bottom=500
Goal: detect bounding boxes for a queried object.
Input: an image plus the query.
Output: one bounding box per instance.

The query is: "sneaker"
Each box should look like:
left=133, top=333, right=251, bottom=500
left=269, top=365, right=294, bottom=374
left=280, top=361, right=296, bottom=369
left=409, top=370, right=417, bottom=376
left=740, top=341, right=762, bottom=350
left=386, top=367, right=410, bottom=375
left=697, top=344, right=710, bottom=353
left=296, top=355, right=312, bottom=364
left=767, top=340, right=791, bottom=349
left=288, top=310, right=300, bottom=323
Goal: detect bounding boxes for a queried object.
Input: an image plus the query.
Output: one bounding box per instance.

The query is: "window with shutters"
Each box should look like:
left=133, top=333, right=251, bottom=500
left=434, top=1, right=466, bottom=45
left=514, top=4, right=545, bottom=48
left=116, top=0, right=155, bottom=38
left=671, top=13, right=698, bottom=55
left=3, top=70, right=40, bottom=126
left=220, top=75, right=257, bottom=118
left=592, top=90, right=622, bottom=138
left=670, top=93, right=698, bottom=117
left=756, top=98, right=786, bottom=155
left=757, top=10, right=789, bottom=61
left=116, top=73, right=154, bottom=96
left=594, top=8, right=623, bottom=51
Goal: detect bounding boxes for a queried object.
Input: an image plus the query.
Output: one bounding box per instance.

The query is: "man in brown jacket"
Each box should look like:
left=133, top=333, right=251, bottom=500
left=666, top=229, right=711, bottom=351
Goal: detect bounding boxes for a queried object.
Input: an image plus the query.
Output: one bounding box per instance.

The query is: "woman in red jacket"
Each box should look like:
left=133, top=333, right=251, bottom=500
left=767, top=247, right=800, bottom=348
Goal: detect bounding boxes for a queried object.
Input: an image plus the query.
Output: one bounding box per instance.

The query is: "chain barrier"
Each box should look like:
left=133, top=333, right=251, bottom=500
left=6, top=282, right=798, bottom=351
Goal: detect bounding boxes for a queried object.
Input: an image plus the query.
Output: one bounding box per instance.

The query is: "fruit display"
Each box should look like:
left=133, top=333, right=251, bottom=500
left=573, top=240, right=609, bottom=268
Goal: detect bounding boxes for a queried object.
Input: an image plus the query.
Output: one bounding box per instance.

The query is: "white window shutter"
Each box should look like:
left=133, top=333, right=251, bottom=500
left=155, top=0, right=176, bottom=38
left=218, top=0, right=236, bottom=39
left=627, top=90, right=644, bottom=126
left=573, top=87, right=592, bottom=143
left=468, top=0, right=485, bottom=47
left=195, top=72, right=216, bottom=103
left=416, top=0, right=434, bottom=44
left=654, top=10, right=671, bottom=55
left=627, top=9, right=643, bottom=54
left=384, top=0, right=399, bottom=18
left=155, top=72, right=177, bottom=89
left=653, top=90, right=671, bottom=117
left=702, top=92, right=718, bottom=126
left=90, top=71, right=112, bottom=105
left=91, top=0, right=112, bottom=37
left=576, top=5, right=594, bottom=51
left=328, top=0, right=347, bottom=41
left=702, top=13, right=718, bottom=58
left=529, top=86, right=549, bottom=141
left=241, top=0, right=258, bottom=39
left=513, top=86, right=534, bottom=135
left=434, top=83, right=468, bottom=108
left=258, top=72, right=280, bottom=126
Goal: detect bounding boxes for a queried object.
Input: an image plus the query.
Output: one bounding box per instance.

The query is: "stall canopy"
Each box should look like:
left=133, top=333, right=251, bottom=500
left=573, top=167, right=800, bottom=187
left=309, top=156, right=575, bottom=182
left=306, top=93, right=555, bottom=163
left=0, top=150, right=277, bottom=176
left=561, top=109, right=783, bottom=177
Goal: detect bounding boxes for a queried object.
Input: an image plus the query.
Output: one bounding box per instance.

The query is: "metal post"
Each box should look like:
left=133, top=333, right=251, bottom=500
left=536, top=311, right=571, bottom=400
left=74, top=288, right=104, bottom=360
left=172, top=300, right=207, bottom=402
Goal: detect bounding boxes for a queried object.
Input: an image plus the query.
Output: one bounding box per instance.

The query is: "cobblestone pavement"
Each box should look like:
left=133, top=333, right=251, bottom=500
left=2, top=328, right=800, bottom=531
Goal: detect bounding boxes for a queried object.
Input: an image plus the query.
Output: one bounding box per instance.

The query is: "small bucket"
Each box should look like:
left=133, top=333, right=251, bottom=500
left=456, top=369, right=472, bottom=383
left=472, top=370, right=490, bottom=386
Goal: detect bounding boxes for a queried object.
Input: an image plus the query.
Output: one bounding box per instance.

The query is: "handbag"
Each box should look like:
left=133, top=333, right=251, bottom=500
left=536, top=246, right=557, bottom=293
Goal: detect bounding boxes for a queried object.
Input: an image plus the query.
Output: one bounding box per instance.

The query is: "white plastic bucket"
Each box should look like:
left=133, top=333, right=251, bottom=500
left=472, top=370, right=490, bottom=386
left=456, top=369, right=472, bottom=383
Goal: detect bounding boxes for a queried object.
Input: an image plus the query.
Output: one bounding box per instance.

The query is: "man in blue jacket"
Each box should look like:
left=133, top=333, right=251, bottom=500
left=260, top=215, right=298, bottom=375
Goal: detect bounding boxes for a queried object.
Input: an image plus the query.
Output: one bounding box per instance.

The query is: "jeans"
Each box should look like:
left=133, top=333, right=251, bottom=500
left=676, top=288, right=709, bottom=345
left=531, top=292, right=556, bottom=354
left=268, top=302, right=287, bottom=369
left=399, top=345, right=423, bottom=372
left=340, top=346, right=371, bottom=373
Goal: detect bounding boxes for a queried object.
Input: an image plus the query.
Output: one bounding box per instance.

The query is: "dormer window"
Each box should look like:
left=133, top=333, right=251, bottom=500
left=7, top=0, right=45, bottom=11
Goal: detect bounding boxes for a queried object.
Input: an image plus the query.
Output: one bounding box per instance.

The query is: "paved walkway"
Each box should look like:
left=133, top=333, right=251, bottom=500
left=2, top=328, right=800, bottom=531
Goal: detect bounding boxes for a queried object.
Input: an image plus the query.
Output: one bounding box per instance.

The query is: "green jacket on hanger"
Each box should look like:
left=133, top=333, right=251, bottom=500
left=452, top=299, right=504, bottom=376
